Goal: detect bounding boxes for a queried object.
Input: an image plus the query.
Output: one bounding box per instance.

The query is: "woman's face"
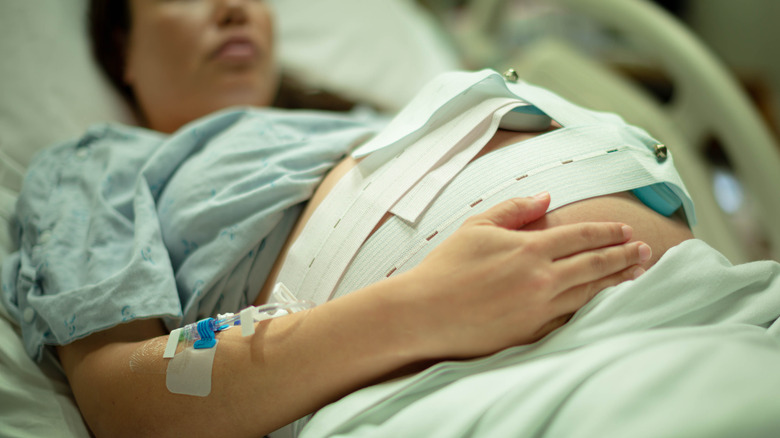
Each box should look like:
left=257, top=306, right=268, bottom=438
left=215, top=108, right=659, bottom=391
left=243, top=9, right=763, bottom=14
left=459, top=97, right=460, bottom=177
left=124, top=0, right=278, bottom=133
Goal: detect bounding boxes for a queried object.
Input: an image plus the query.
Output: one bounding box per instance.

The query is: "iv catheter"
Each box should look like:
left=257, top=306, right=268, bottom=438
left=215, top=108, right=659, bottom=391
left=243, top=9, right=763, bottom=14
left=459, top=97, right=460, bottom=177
left=164, top=283, right=314, bottom=356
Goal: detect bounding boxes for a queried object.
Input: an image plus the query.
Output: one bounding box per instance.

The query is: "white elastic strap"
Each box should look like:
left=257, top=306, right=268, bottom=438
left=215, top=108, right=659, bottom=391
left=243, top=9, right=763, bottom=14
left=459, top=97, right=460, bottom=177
left=508, top=80, right=694, bottom=221
left=286, top=72, right=516, bottom=290
left=389, top=103, right=516, bottom=223
left=505, top=81, right=612, bottom=127
left=278, top=70, right=693, bottom=308
left=277, top=97, right=521, bottom=305
left=352, top=70, right=509, bottom=159
left=278, top=72, right=531, bottom=304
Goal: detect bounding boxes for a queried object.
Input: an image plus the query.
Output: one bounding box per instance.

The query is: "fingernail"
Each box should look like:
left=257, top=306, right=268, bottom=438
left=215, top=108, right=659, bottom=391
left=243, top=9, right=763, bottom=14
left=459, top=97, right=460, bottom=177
left=532, top=191, right=550, bottom=201
left=632, top=267, right=646, bottom=280
left=621, top=225, right=632, bottom=240
left=638, top=243, right=652, bottom=263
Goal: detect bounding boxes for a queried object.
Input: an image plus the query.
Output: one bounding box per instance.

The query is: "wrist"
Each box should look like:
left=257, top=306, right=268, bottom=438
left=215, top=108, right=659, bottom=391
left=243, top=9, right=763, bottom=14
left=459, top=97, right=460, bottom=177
left=363, top=270, right=444, bottom=362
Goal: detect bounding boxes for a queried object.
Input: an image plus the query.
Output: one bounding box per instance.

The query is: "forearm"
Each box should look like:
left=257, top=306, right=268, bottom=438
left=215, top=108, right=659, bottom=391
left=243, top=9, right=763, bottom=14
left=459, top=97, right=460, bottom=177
left=60, top=196, right=649, bottom=437
left=59, top=273, right=429, bottom=437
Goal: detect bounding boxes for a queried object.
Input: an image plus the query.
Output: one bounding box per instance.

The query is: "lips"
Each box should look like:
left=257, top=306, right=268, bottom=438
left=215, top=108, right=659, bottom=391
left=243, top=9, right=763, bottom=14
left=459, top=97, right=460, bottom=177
left=212, top=37, right=258, bottom=62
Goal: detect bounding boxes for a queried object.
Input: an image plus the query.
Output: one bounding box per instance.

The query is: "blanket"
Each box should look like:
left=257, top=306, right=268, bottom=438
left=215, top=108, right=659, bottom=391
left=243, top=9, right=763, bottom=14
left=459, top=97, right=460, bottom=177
left=300, top=239, right=780, bottom=437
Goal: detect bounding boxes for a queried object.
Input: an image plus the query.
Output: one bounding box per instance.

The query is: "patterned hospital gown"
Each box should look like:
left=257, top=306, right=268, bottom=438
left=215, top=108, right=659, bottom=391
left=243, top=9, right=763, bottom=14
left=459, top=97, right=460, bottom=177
left=1, top=107, right=381, bottom=360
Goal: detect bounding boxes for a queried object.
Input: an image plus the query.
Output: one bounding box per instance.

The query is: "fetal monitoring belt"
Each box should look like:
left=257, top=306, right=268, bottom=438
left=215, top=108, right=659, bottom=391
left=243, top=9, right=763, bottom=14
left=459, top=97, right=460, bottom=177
left=275, top=69, right=695, bottom=306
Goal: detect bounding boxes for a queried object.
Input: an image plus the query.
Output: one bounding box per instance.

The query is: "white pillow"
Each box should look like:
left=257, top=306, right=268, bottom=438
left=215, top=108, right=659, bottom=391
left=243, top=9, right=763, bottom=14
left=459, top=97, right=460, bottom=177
left=0, top=309, right=91, bottom=438
left=270, top=0, right=461, bottom=111
left=0, top=0, right=134, bottom=186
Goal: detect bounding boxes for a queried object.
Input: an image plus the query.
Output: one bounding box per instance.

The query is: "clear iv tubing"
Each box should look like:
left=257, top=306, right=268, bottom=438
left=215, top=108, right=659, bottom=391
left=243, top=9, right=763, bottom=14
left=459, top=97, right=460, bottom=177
left=218, top=300, right=315, bottom=328
left=177, top=299, right=315, bottom=343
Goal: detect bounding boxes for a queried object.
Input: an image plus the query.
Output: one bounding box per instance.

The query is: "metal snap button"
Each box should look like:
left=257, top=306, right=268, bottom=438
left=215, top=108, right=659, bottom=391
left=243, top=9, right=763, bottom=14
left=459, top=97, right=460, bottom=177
left=654, top=144, right=668, bottom=162
left=502, top=68, right=519, bottom=83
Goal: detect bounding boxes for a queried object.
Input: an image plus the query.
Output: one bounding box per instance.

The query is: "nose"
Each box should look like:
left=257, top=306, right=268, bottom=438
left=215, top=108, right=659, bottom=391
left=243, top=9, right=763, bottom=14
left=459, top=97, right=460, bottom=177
left=216, top=0, right=249, bottom=27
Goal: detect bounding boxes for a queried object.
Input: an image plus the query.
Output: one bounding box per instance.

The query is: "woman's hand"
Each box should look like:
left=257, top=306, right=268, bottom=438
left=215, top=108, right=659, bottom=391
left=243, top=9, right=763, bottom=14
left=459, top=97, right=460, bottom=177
left=399, top=192, right=651, bottom=359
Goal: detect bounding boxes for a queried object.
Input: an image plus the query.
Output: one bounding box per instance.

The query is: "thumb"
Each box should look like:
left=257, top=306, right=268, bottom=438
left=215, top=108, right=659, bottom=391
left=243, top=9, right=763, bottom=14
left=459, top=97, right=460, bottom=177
left=480, top=192, right=551, bottom=230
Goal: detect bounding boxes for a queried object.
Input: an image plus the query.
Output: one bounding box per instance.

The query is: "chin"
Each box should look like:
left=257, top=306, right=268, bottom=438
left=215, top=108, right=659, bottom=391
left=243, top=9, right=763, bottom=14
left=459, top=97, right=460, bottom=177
left=215, top=75, right=278, bottom=108
left=211, top=86, right=275, bottom=109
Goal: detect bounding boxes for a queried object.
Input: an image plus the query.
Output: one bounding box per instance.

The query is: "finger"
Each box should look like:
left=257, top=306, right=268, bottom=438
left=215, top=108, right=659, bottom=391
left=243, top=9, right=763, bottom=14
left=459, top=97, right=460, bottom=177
left=553, top=241, right=651, bottom=292
left=537, top=222, right=633, bottom=260
left=551, top=263, right=647, bottom=315
left=469, top=193, right=551, bottom=230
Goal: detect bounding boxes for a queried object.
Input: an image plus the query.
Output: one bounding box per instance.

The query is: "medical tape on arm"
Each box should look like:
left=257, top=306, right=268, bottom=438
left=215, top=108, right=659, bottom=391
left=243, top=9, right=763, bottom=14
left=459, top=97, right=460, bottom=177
left=166, top=338, right=219, bottom=397
left=163, top=318, right=221, bottom=397
left=158, top=284, right=313, bottom=397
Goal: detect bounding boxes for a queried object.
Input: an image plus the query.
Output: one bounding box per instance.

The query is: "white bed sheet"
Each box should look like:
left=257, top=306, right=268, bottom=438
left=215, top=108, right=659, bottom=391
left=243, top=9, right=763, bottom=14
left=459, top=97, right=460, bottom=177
left=0, top=291, right=89, bottom=437
left=301, top=239, right=780, bottom=437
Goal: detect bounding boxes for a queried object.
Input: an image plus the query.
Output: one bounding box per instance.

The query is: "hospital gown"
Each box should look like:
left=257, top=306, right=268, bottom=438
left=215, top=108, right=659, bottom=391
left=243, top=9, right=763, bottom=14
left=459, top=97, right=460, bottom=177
left=1, top=107, right=381, bottom=361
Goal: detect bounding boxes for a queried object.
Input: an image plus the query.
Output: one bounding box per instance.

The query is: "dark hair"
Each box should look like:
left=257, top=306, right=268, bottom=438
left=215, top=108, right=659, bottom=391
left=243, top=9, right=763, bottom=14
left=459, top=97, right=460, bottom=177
left=88, top=0, right=137, bottom=110
left=87, top=0, right=356, bottom=114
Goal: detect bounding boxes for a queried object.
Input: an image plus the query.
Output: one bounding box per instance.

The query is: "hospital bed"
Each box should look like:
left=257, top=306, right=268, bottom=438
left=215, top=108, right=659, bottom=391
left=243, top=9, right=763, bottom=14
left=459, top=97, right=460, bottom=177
left=1, top=0, right=779, bottom=436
